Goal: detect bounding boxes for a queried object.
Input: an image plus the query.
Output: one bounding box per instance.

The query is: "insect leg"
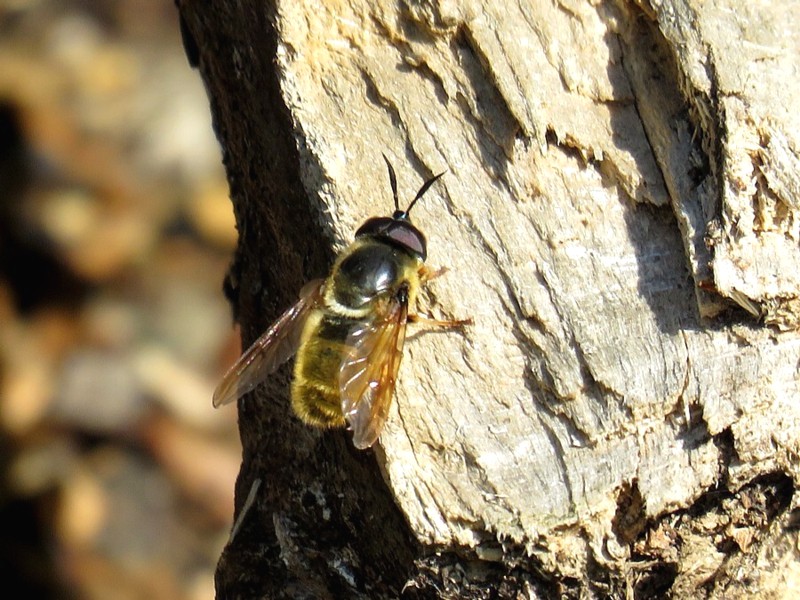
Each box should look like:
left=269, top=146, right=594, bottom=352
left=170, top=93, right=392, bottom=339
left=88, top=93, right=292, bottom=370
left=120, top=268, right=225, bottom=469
left=419, top=265, right=449, bottom=282
left=408, top=313, right=472, bottom=329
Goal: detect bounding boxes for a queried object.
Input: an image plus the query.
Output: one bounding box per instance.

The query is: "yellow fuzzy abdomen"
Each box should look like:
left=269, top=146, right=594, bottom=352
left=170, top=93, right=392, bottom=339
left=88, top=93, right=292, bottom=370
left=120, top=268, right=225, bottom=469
left=290, top=309, right=353, bottom=428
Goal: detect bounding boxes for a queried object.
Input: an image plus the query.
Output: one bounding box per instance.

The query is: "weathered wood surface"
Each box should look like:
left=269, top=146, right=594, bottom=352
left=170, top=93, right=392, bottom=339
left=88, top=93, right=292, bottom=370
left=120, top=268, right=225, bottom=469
left=178, top=0, right=800, bottom=597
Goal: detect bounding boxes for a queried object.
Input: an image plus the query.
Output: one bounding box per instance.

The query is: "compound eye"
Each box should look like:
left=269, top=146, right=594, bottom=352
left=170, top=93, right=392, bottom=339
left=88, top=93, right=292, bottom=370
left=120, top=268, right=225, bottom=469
left=355, top=217, right=393, bottom=238
left=386, top=222, right=427, bottom=260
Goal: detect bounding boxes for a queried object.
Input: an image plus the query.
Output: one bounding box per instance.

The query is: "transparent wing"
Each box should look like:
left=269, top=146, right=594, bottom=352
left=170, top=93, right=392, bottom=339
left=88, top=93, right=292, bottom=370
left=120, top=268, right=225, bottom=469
left=338, top=294, right=408, bottom=449
left=212, top=279, right=324, bottom=407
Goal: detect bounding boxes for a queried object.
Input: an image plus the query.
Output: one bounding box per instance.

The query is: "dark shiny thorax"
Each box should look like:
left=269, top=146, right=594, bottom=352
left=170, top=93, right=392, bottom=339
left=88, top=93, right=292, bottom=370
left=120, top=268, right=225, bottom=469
left=330, top=240, right=418, bottom=309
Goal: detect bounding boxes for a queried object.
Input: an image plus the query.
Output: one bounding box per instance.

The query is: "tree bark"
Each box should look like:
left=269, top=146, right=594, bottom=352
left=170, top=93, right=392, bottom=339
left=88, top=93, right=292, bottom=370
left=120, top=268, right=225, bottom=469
left=176, top=0, right=800, bottom=597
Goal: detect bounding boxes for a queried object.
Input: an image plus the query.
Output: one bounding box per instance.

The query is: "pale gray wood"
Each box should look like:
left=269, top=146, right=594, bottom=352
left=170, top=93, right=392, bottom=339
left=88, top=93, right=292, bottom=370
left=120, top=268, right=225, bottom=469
left=649, top=0, right=800, bottom=328
left=181, top=0, right=800, bottom=595
left=275, top=0, right=800, bottom=595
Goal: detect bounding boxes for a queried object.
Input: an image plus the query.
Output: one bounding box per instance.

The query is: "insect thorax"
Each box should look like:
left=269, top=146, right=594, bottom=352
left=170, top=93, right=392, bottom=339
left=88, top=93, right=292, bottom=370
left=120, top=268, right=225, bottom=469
left=326, top=238, right=420, bottom=315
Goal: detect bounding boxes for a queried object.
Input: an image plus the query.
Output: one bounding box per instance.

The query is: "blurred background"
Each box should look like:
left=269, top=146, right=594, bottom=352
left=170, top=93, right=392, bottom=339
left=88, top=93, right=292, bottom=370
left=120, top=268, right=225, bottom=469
left=0, top=1, right=243, bottom=598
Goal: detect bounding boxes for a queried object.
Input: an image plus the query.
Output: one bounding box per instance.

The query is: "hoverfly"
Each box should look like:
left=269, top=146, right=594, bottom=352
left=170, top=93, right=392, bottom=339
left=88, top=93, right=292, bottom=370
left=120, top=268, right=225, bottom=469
left=213, top=157, right=470, bottom=449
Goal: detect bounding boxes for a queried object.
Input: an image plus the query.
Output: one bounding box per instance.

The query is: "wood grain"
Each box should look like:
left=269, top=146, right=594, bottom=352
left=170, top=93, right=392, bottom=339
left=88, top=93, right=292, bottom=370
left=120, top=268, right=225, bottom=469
left=179, top=0, right=800, bottom=596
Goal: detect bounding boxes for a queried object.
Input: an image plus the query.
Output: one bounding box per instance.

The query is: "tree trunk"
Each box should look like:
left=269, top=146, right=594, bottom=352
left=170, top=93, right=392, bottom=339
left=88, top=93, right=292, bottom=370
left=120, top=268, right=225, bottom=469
left=176, top=0, right=800, bottom=597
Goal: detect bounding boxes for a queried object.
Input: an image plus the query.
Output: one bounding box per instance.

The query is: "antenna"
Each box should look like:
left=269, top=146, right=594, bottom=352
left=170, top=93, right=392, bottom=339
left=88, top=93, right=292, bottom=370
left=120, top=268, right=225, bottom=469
left=406, top=170, right=446, bottom=215
left=382, top=154, right=447, bottom=217
left=382, top=154, right=399, bottom=212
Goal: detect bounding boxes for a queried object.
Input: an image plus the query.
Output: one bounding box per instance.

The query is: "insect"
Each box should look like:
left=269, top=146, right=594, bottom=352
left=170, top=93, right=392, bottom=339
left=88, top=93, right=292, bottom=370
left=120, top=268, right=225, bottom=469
left=213, top=156, right=470, bottom=449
